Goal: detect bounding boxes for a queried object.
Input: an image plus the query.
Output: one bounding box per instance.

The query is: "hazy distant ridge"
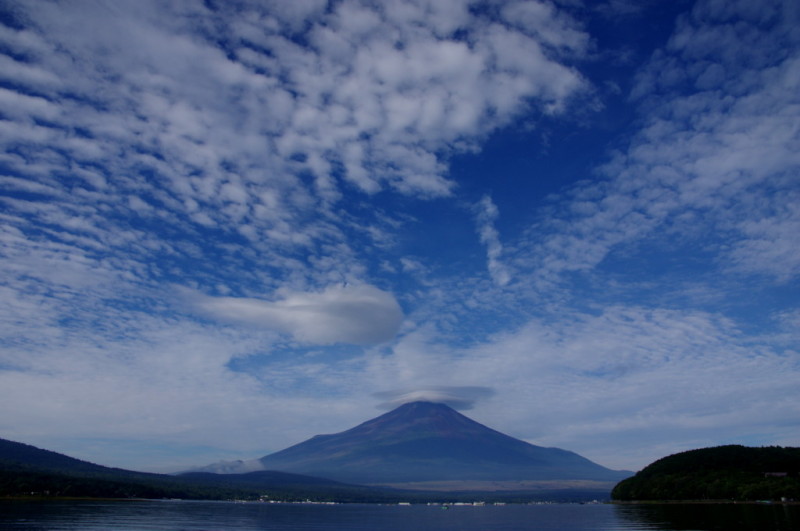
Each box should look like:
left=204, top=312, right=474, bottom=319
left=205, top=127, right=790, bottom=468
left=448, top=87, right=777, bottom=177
left=0, top=437, right=364, bottom=500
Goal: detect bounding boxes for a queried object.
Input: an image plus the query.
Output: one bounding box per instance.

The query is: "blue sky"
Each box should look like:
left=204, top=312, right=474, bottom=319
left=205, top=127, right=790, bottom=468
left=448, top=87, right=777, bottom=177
left=0, top=0, right=798, bottom=474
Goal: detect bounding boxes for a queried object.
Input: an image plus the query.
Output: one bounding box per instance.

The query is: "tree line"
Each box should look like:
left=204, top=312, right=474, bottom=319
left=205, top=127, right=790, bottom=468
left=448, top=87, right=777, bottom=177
left=612, top=445, right=800, bottom=501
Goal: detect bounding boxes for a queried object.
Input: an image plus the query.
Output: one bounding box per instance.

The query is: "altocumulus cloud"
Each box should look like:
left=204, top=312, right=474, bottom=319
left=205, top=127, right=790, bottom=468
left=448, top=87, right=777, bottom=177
left=194, top=284, right=403, bottom=346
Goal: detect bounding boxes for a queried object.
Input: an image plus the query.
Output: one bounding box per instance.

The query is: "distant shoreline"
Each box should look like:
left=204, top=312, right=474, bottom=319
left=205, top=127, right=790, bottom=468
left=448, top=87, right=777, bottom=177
left=5, top=495, right=798, bottom=506
left=612, top=500, right=800, bottom=506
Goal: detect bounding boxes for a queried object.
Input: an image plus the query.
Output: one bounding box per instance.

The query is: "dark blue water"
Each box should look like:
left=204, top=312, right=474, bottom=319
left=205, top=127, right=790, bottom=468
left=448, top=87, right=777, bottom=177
left=0, top=500, right=798, bottom=530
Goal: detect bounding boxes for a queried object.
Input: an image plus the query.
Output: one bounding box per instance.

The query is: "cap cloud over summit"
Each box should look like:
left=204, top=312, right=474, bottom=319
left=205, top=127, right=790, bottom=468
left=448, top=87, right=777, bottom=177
left=374, top=386, right=495, bottom=410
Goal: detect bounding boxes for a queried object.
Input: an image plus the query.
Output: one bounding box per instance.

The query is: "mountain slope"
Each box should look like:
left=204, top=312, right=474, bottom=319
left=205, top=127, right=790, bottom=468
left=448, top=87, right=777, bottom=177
left=0, top=437, right=364, bottom=500
left=255, top=401, right=630, bottom=485
left=0, top=437, right=152, bottom=479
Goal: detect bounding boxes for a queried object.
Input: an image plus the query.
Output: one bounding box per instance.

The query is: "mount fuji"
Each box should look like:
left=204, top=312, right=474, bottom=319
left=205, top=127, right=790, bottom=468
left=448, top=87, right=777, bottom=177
left=193, top=402, right=630, bottom=487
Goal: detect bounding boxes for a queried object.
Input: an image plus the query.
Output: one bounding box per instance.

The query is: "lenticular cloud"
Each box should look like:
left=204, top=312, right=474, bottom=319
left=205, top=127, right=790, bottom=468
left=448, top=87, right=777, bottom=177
left=374, top=386, right=496, bottom=410
left=196, top=284, right=404, bottom=346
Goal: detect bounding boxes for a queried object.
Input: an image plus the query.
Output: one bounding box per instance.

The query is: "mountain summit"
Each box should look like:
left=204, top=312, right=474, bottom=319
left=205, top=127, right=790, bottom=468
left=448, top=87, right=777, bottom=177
left=209, top=401, right=629, bottom=486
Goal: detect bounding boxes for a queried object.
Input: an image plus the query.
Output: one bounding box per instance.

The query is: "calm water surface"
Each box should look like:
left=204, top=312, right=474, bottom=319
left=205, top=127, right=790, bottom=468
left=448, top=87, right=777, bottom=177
left=1, top=500, right=798, bottom=530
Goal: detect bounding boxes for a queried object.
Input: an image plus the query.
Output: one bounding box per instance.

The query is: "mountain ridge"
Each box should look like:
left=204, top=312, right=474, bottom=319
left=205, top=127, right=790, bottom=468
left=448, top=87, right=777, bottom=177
left=0, top=436, right=377, bottom=500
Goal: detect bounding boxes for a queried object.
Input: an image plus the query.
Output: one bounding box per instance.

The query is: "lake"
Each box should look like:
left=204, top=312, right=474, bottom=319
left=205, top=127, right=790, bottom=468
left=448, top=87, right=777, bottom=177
left=1, top=500, right=798, bottom=530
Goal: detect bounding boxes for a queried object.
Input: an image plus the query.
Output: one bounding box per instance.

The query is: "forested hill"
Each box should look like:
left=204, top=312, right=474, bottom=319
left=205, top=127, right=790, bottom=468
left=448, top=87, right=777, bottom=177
left=612, top=445, right=800, bottom=501
left=0, top=437, right=378, bottom=501
left=0, top=437, right=135, bottom=477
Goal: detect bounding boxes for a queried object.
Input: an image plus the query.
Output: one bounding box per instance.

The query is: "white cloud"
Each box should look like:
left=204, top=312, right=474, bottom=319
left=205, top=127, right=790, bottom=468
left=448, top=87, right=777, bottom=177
left=0, top=0, right=588, bottom=211
left=0, top=316, right=326, bottom=470
left=364, top=305, right=800, bottom=470
left=0, top=0, right=592, bottom=301
left=501, top=1, right=589, bottom=56
left=727, top=198, right=800, bottom=280
left=194, top=284, right=404, bottom=346
left=514, top=0, right=800, bottom=285
left=474, top=195, right=511, bottom=286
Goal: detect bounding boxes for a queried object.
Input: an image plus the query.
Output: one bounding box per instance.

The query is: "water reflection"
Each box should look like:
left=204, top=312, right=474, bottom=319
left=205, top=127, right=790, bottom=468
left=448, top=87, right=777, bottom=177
left=615, top=502, right=800, bottom=531
left=2, top=500, right=799, bottom=530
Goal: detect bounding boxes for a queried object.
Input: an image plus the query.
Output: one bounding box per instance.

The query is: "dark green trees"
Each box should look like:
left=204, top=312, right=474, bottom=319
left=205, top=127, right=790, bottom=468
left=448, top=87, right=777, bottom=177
left=612, top=445, right=800, bottom=501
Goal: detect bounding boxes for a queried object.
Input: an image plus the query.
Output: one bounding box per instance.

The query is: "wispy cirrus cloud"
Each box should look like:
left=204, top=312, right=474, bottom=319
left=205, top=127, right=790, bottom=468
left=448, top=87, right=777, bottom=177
left=474, top=195, right=511, bottom=286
